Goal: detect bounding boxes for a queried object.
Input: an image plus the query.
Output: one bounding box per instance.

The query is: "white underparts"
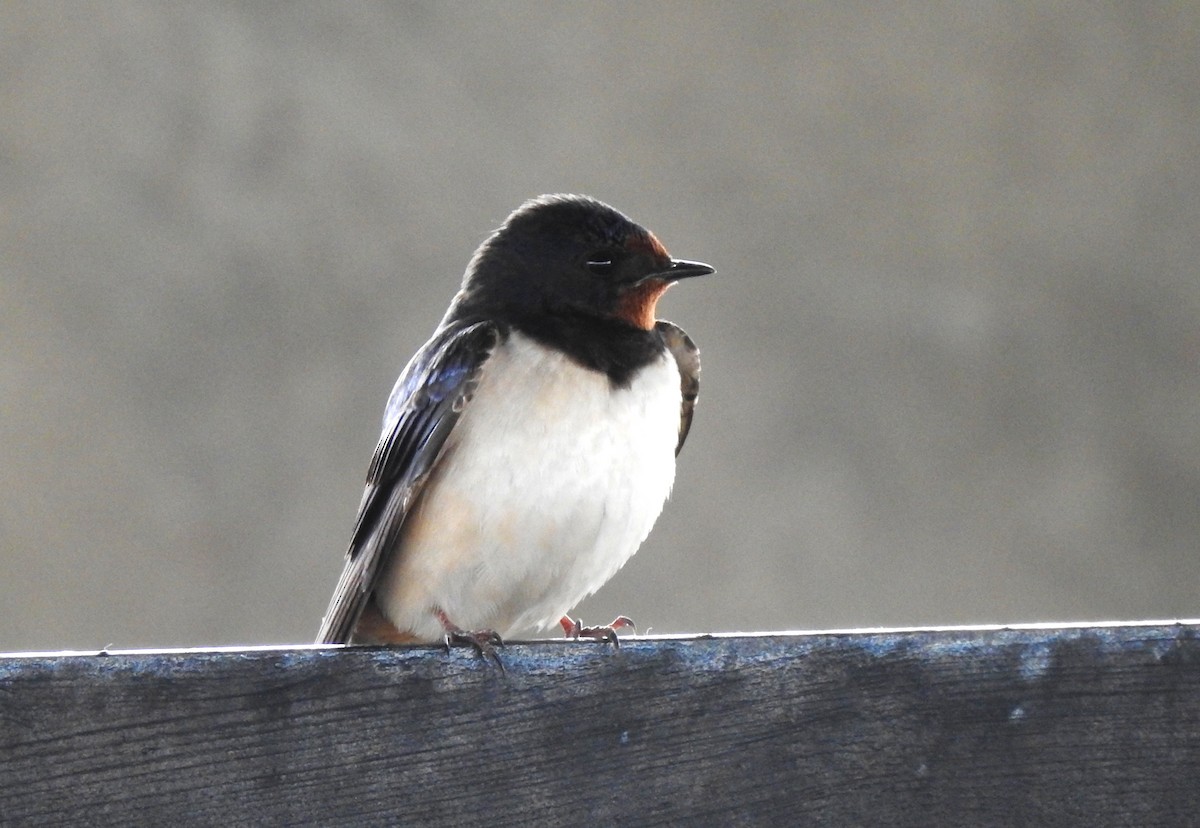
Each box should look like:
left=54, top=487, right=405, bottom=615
left=375, top=331, right=681, bottom=640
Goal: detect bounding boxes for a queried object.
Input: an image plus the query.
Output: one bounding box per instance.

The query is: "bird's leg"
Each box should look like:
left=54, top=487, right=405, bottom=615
left=436, top=608, right=504, bottom=669
left=559, top=615, right=636, bottom=649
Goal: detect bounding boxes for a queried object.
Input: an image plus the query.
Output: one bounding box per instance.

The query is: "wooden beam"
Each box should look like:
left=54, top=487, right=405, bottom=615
left=3, top=623, right=1200, bottom=825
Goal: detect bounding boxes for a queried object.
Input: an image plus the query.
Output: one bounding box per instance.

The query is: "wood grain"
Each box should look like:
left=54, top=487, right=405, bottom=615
left=2, top=624, right=1199, bottom=826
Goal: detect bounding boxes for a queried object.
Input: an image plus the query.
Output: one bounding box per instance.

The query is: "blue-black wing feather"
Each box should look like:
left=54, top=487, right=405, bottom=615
left=656, top=320, right=700, bottom=456
left=317, top=321, right=502, bottom=644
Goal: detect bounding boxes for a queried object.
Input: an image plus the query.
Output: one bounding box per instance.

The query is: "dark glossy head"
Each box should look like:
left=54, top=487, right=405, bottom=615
left=454, top=194, right=712, bottom=330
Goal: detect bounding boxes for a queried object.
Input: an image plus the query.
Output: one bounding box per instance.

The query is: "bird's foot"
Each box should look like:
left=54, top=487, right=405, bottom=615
left=437, top=609, right=504, bottom=669
left=559, top=615, right=636, bottom=649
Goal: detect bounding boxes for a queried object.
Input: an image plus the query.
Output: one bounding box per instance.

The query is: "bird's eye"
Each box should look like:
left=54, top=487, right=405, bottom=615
left=585, top=258, right=614, bottom=275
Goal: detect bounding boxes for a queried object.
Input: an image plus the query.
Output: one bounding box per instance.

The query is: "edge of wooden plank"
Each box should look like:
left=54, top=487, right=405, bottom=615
left=3, top=617, right=1198, bottom=659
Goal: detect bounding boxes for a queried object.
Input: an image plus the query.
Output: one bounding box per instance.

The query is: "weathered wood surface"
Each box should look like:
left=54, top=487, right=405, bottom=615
left=2, top=623, right=1199, bottom=826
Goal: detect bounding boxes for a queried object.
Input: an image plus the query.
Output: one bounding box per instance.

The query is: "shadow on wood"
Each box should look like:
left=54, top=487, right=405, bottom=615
left=2, top=623, right=1199, bottom=826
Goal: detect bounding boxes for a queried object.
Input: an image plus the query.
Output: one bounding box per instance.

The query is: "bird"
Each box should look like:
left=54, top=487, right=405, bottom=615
left=316, top=194, right=712, bottom=662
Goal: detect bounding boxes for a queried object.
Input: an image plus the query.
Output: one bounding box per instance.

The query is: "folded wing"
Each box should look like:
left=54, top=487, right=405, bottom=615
left=316, top=321, right=503, bottom=644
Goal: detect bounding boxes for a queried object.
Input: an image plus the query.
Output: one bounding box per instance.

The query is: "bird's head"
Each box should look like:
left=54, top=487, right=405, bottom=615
left=458, top=194, right=712, bottom=331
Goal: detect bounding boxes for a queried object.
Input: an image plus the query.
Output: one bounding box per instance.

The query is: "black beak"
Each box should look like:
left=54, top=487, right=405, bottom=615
left=659, top=259, right=715, bottom=281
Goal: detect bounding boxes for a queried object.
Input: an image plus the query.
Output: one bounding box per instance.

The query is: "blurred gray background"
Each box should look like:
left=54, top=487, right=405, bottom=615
left=2, top=3, right=1198, bottom=651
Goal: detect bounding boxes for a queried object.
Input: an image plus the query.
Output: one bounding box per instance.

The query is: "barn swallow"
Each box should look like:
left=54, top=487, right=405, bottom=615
left=317, top=194, right=712, bottom=663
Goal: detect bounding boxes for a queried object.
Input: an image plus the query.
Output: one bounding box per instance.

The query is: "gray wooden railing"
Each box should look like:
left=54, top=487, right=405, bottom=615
left=3, top=622, right=1199, bottom=826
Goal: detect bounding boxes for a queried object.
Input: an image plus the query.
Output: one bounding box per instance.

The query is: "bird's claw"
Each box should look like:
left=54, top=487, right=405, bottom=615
left=443, top=627, right=505, bottom=670
left=436, top=608, right=505, bottom=669
left=560, top=615, right=636, bottom=649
